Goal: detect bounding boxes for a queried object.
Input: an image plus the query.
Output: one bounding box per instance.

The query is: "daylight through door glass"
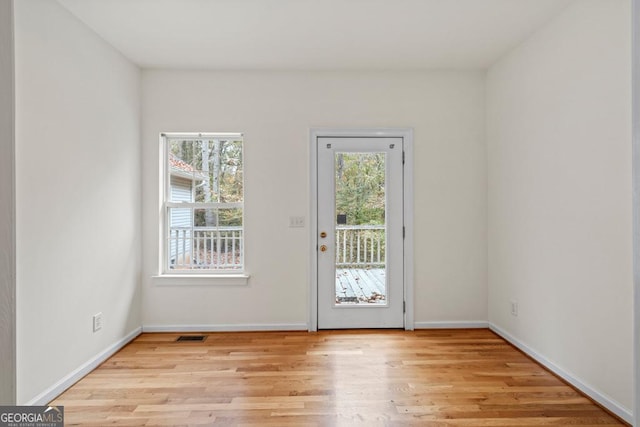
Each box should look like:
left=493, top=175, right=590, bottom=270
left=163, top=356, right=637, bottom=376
left=334, top=152, right=387, bottom=305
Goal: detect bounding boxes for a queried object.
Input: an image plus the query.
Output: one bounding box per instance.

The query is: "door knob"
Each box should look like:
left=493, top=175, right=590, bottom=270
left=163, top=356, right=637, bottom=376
left=320, top=245, right=327, bottom=252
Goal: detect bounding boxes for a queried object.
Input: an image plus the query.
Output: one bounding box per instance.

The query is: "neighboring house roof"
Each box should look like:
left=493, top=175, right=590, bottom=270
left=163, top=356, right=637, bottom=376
left=169, top=154, right=207, bottom=181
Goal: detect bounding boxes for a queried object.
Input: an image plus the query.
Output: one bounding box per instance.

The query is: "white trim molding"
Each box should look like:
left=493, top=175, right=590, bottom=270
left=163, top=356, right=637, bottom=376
left=414, top=321, right=489, bottom=329
left=25, top=327, right=142, bottom=406
left=142, top=323, right=308, bottom=333
left=490, top=324, right=633, bottom=425
left=152, top=274, right=250, bottom=286
left=632, top=1, right=640, bottom=425
left=309, top=128, right=414, bottom=332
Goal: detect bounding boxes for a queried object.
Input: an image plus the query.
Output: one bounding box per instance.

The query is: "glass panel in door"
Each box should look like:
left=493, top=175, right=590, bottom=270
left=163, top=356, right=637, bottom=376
left=334, top=152, right=387, bottom=306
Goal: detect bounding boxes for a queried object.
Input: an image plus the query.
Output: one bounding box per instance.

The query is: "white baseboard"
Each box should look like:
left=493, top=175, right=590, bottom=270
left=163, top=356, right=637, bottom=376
left=25, top=327, right=142, bottom=406
left=414, top=321, right=489, bottom=329
left=489, top=323, right=632, bottom=425
left=142, top=323, right=308, bottom=332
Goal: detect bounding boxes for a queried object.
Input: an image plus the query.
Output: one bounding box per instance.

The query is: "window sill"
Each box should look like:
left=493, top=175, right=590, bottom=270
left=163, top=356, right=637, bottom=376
left=152, top=273, right=250, bottom=286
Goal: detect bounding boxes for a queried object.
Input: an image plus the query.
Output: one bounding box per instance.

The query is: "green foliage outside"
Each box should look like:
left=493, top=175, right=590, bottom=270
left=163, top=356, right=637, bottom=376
left=335, top=153, right=385, bottom=226
left=170, top=139, right=243, bottom=227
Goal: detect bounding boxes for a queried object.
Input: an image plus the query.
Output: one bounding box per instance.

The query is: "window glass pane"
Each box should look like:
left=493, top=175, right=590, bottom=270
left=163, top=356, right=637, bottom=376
left=218, top=207, right=243, bottom=227
left=164, top=135, right=244, bottom=272
left=168, top=140, right=198, bottom=202
left=193, top=140, right=213, bottom=204
left=220, top=139, right=243, bottom=202
left=167, top=207, right=193, bottom=270
left=192, top=139, right=244, bottom=204
left=191, top=208, right=243, bottom=270
left=169, top=140, right=195, bottom=166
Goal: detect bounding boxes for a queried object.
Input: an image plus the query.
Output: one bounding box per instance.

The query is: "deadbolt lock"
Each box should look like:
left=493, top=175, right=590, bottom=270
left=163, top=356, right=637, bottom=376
left=320, top=231, right=327, bottom=238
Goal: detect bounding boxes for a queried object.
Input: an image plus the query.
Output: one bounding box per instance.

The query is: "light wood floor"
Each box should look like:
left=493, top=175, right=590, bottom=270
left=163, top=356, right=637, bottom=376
left=51, top=329, right=627, bottom=426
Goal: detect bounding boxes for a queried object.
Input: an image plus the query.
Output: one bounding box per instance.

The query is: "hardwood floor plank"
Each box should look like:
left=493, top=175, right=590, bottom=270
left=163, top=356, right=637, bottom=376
left=51, top=329, right=627, bottom=426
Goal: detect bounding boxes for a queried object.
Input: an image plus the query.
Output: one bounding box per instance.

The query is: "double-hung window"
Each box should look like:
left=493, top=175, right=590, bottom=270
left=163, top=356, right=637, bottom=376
left=162, top=133, right=244, bottom=274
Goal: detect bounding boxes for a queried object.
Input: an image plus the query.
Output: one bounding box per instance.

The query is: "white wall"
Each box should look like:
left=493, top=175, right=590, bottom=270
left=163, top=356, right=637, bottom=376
left=487, top=0, right=633, bottom=417
left=0, top=0, right=16, bottom=405
left=14, top=0, right=141, bottom=404
left=142, top=70, right=487, bottom=328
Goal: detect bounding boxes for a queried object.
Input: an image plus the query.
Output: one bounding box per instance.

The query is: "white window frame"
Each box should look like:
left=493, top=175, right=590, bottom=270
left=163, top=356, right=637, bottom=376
left=157, top=132, right=249, bottom=284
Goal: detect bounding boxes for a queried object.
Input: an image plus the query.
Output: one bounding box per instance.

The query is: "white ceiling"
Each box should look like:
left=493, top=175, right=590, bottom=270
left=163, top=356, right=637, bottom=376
left=57, top=0, right=574, bottom=70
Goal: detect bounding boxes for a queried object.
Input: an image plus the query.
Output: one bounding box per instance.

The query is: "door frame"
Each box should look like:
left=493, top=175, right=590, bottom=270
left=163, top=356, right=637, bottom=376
left=309, top=128, right=414, bottom=331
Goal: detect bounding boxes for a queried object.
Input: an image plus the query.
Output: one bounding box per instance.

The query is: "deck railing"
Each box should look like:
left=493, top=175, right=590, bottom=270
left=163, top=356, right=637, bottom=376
left=169, top=224, right=384, bottom=270
left=169, top=226, right=243, bottom=270
left=335, top=225, right=385, bottom=267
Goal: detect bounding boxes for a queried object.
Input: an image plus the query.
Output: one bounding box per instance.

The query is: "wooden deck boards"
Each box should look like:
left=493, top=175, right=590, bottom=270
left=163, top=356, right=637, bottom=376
left=335, top=268, right=386, bottom=304
left=50, top=329, right=627, bottom=426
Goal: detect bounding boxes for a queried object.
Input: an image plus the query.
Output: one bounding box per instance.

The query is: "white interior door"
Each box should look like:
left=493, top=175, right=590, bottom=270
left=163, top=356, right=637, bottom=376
left=317, top=137, right=404, bottom=329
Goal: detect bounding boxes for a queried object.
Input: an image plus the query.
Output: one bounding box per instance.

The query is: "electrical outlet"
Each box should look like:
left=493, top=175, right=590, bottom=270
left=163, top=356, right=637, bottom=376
left=510, top=301, right=518, bottom=317
left=93, top=312, right=103, bottom=332
left=289, top=216, right=305, bottom=228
